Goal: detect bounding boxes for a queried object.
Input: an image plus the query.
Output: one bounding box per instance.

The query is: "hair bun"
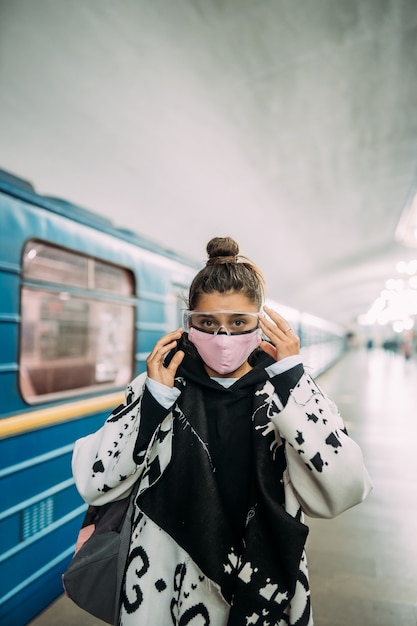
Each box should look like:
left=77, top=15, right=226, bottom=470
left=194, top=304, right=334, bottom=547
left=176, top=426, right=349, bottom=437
left=206, top=237, right=239, bottom=262
left=188, top=236, right=265, bottom=309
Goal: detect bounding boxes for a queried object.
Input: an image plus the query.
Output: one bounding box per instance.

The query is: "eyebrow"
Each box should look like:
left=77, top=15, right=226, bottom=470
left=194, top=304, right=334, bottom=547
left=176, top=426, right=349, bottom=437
left=193, top=312, right=255, bottom=317
left=192, top=311, right=257, bottom=320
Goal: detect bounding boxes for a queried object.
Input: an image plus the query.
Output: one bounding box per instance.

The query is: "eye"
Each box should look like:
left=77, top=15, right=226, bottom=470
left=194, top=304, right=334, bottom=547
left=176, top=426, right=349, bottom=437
left=192, top=315, right=218, bottom=330
left=231, top=316, right=254, bottom=329
left=230, top=315, right=258, bottom=331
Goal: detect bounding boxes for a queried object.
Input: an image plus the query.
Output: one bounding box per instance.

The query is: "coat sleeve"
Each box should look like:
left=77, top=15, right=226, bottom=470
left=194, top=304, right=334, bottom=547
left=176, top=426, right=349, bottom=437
left=270, top=371, right=373, bottom=518
left=71, top=372, right=149, bottom=505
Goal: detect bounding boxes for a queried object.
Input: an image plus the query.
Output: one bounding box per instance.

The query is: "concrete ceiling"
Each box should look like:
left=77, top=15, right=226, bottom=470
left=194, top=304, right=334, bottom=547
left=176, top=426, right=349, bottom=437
left=1, top=0, right=417, bottom=331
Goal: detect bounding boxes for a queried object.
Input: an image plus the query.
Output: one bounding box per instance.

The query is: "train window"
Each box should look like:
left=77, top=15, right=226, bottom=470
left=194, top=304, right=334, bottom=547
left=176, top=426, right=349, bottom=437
left=23, top=242, right=89, bottom=289
left=94, top=259, right=134, bottom=295
left=20, top=241, right=135, bottom=402
left=23, top=242, right=134, bottom=294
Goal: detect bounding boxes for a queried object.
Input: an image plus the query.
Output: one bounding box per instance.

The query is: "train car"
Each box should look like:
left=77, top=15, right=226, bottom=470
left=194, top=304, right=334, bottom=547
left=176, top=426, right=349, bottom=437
left=0, top=169, right=347, bottom=625
left=0, top=170, right=199, bottom=625
left=264, top=300, right=347, bottom=377
left=299, top=311, right=347, bottom=376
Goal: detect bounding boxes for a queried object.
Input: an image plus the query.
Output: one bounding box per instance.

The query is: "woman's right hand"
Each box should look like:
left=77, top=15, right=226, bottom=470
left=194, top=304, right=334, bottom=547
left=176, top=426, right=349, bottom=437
left=146, top=329, right=185, bottom=388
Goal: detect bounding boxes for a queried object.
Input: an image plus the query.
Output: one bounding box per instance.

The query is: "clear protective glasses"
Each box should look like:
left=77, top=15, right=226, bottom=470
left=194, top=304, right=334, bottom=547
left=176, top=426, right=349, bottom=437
left=183, top=309, right=260, bottom=336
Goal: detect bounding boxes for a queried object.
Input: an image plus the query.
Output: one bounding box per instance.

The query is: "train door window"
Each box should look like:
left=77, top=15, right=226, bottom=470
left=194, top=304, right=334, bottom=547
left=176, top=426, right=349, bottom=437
left=20, top=241, right=136, bottom=403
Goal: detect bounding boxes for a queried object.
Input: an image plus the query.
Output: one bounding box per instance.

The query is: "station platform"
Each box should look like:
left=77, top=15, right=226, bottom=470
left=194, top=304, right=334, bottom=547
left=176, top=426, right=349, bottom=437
left=29, top=347, right=417, bottom=626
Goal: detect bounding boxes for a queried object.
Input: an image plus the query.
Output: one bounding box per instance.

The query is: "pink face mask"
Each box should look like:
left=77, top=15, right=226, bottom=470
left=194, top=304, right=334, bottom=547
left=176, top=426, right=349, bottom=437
left=188, top=326, right=262, bottom=375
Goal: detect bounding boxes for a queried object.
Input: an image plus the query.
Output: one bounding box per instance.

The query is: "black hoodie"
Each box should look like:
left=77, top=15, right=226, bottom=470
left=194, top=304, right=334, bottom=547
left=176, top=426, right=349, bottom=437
left=134, top=337, right=308, bottom=621
left=135, top=336, right=303, bottom=541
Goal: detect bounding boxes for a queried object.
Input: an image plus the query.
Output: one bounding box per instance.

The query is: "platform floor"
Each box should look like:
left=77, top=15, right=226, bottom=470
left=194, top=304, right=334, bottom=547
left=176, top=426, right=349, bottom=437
left=29, top=347, right=417, bottom=626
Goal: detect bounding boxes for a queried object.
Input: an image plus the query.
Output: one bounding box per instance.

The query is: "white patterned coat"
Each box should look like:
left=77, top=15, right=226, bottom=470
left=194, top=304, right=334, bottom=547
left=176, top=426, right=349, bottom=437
left=72, top=370, right=372, bottom=626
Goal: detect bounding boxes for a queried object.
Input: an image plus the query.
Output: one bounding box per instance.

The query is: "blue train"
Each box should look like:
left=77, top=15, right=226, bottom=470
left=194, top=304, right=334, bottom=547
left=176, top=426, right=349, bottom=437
left=0, top=169, right=347, bottom=625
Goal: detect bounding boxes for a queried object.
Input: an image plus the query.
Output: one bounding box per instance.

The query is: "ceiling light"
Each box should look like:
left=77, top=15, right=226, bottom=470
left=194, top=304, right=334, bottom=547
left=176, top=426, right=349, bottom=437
left=358, top=254, right=417, bottom=330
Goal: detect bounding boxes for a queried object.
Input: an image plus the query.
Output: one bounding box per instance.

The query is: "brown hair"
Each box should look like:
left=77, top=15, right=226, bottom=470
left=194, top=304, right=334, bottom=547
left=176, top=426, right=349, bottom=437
left=188, top=236, right=265, bottom=309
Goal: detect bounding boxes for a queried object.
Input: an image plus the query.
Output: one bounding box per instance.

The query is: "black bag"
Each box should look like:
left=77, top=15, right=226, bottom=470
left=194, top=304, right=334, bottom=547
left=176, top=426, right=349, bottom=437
left=63, top=485, right=138, bottom=625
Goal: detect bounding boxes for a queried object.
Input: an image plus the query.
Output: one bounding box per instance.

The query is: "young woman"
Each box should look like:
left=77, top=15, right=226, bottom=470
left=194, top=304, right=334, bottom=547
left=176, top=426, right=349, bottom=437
left=72, top=236, right=372, bottom=626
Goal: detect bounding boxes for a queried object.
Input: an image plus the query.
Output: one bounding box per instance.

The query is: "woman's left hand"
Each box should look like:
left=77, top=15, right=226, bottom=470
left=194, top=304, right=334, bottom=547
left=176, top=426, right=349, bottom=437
left=258, top=305, right=300, bottom=361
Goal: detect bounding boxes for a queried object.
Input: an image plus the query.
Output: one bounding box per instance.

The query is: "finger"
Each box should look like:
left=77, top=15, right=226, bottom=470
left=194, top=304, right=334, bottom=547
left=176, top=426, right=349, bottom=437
left=147, top=340, right=177, bottom=365
left=166, top=349, right=185, bottom=373
left=259, top=312, right=300, bottom=358
left=259, top=341, right=277, bottom=359
left=259, top=316, right=287, bottom=340
left=147, top=329, right=183, bottom=361
left=262, top=306, right=291, bottom=332
left=154, top=328, right=183, bottom=347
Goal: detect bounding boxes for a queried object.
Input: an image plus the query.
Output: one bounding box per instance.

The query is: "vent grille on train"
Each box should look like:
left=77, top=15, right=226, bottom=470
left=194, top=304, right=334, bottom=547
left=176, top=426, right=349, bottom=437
left=21, top=497, right=54, bottom=541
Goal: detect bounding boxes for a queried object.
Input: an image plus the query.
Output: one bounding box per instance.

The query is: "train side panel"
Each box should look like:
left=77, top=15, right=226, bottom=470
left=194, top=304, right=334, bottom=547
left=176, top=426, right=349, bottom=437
left=0, top=188, right=196, bottom=625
